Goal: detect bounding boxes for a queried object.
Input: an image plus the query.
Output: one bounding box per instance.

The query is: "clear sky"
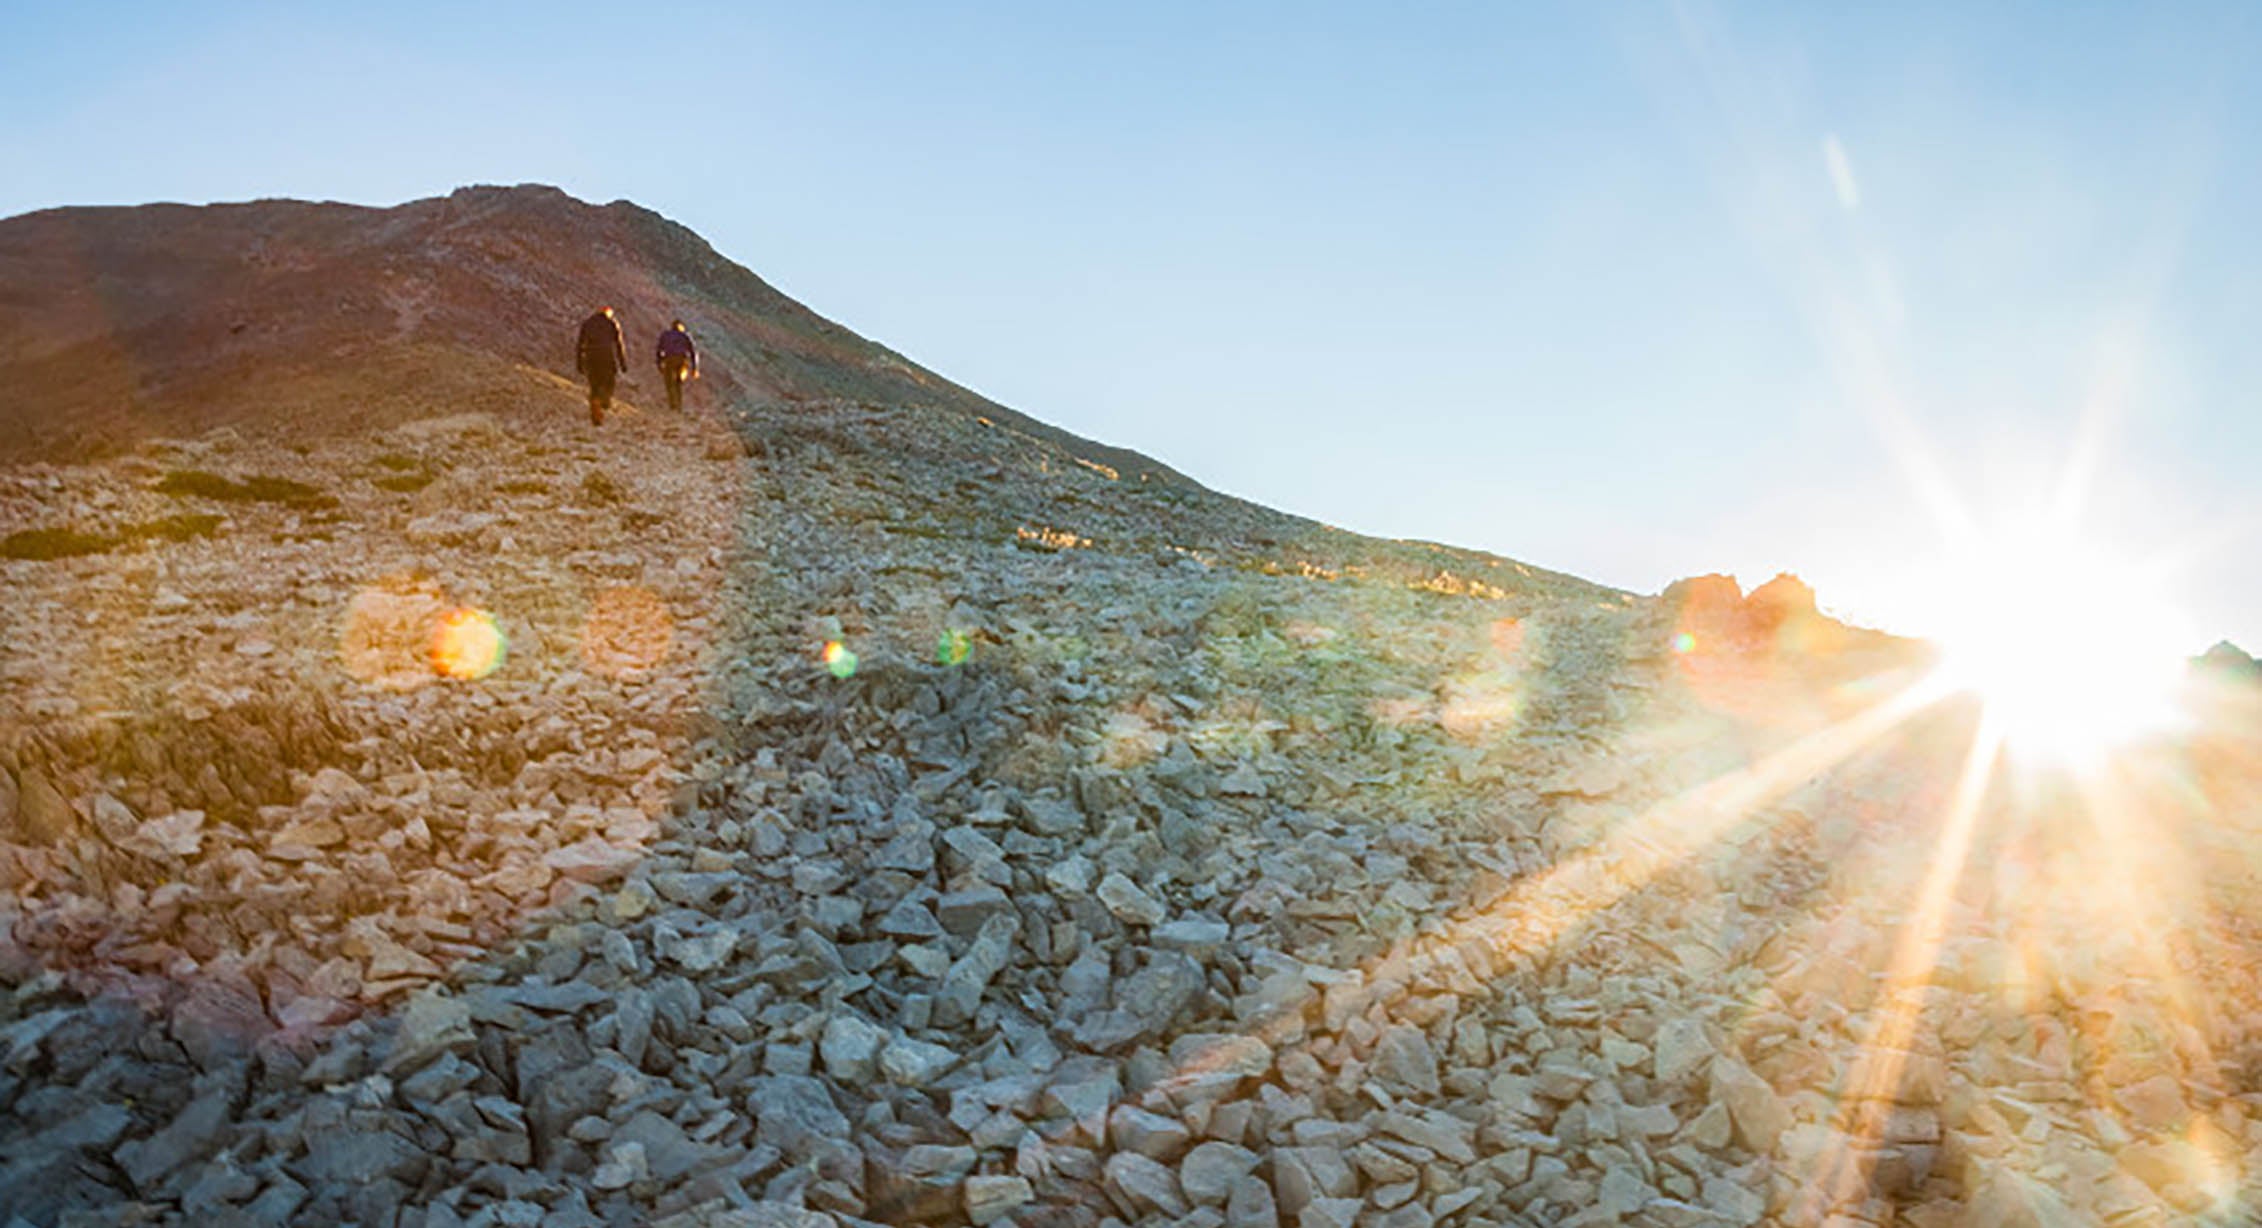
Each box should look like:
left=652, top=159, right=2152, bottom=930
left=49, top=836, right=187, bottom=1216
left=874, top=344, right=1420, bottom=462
left=7, top=2, right=2260, bottom=647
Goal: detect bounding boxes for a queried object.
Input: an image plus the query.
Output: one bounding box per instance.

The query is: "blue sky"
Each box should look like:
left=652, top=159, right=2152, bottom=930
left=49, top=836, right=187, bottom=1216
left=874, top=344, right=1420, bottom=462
left=7, top=2, right=2261, bottom=646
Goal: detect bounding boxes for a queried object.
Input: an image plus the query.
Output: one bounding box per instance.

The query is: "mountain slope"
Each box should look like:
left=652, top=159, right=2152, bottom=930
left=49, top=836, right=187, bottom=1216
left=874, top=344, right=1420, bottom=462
left=0, top=184, right=1184, bottom=486
left=7, top=186, right=2188, bottom=1228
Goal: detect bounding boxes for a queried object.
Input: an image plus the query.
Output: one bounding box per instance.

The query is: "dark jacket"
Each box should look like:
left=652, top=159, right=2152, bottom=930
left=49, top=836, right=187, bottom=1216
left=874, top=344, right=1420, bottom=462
left=656, top=326, right=697, bottom=373
left=577, top=312, right=627, bottom=375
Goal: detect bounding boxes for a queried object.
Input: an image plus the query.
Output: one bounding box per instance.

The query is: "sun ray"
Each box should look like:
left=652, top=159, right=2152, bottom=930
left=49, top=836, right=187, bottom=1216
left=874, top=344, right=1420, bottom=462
left=1801, top=712, right=2003, bottom=1217
left=1448, top=668, right=1951, bottom=968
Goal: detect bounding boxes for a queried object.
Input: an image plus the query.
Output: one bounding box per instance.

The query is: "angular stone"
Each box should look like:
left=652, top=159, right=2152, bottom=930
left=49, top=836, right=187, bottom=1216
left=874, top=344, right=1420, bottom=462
left=1710, top=1056, right=1790, bottom=1153
left=876, top=898, right=943, bottom=940
left=1370, top=1024, right=1440, bottom=1097
left=385, top=989, right=474, bottom=1074
left=545, top=836, right=641, bottom=883
left=1227, top=1173, right=1281, bottom=1228
left=1097, top=872, right=1167, bottom=926
left=293, top=1126, right=426, bottom=1185
left=1652, top=1016, right=1712, bottom=1083
left=1106, top=1150, right=1189, bottom=1218
left=14, top=768, right=74, bottom=845
left=116, top=1085, right=234, bottom=1192
left=1167, top=1033, right=1274, bottom=1081
left=1181, top=1141, right=1261, bottom=1206
left=964, top=1175, right=1034, bottom=1225
left=1153, top=918, right=1231, bottom=953
left=1111, top=1104, right=1192, bottom=1159
left=821, top=1013, right=888, bottom=1084
left=880, top=1035, right=961, bottom=1088
left=750, top=1074, right=849, bottom=1158
left=615, top=1108, right=717, bottom=1183
left=935, top=886, right=1013, bottom=938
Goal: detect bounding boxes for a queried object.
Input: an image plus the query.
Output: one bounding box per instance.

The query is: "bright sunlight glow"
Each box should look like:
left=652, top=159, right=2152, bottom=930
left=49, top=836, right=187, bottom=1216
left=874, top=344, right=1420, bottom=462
left=1922, top=515, right=2192, bottom=761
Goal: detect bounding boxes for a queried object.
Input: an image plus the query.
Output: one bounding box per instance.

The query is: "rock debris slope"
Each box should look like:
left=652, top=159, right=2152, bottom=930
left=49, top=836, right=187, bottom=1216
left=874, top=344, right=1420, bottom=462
left=5, top=191, right=2262, bottom=1228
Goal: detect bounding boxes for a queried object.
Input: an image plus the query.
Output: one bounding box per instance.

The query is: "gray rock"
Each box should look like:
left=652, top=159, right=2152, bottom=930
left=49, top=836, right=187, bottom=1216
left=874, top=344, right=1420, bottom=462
left=614, top=1109, right=718, bottom=1183
left=749, top=1074, right=848, bottom=1157
left=1181, top=1141, right=1261, bottom=1206
left=1653, top=1016, right=1711, bottom=1083
left=616, top=987, right=656, bottom=1068
left=936, top=912, right=1019, bottom=1026
left=1110, top=1104, right=1192, bottom=1159
left=1370, top=1025, right=1441, bottom=1097
left=935, top=886, right=1014, bottom=938
left=879, top=1035, right=961, bottom=1088
left=116, top=1082, right=236, bottom=1192
left=1226, top=1173, right=1281, bottom=1228
left=293, top=1126, right=426, bottom=1185
left=385, top=989, right=475, bottom=1075
left=1096, top=872, right=1167, bottom=926
left=1152, top=918, right=1231, bottom=953
left=820, top=1013, right=888, bottom=1084
left=503, top=980, right=613, bottom=1014
left=1105, top=1151, right=1189, bottom=1218
left=963, top=1174, right=1034, bottom=1226
left=876, top=897, right=943, bottom=940
left=1044, top=1057, right=1121, bottom=1144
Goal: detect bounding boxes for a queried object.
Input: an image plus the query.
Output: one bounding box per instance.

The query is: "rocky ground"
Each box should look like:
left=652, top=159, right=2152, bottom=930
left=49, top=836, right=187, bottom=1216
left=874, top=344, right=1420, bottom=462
left=5, top=384, right=2262, bottom=1228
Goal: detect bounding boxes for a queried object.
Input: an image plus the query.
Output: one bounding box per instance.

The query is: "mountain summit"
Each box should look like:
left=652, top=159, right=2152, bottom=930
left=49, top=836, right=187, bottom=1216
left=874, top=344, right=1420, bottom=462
left=0, top=184, right=1182, bottom=483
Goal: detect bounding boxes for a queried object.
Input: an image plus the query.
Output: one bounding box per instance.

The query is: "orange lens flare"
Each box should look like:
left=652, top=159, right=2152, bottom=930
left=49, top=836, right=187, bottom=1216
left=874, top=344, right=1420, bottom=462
left=430, top=608, right=506, bottom=680
left=823, top=639, right=858, bottom=678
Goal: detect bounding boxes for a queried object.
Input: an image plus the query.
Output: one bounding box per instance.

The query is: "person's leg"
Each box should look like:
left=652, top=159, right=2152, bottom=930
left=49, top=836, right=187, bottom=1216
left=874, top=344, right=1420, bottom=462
left=590, top=369, right=615, bottom=425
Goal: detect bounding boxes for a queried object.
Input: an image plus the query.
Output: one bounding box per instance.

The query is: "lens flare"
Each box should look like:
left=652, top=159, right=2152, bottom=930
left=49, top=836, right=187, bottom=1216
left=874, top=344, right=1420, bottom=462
left=1673, top=631, right=1698, bottom=655
left=936, top=628, right=974, bottom=667
left=431, top=608, right=505, bottom=680
left=823, top=640, right=858, bottom=679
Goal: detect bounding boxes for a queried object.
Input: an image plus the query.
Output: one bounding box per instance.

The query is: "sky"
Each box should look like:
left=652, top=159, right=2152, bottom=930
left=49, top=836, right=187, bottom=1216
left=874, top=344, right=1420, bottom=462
left=7, top=2, right=2261, bottom=648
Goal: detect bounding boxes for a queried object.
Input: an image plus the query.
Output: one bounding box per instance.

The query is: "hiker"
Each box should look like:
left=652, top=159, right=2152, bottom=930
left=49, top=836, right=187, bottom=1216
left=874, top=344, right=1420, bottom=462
left=656, top=319, right=699, bottom=411
left=575, top=306, right=628, bottom=425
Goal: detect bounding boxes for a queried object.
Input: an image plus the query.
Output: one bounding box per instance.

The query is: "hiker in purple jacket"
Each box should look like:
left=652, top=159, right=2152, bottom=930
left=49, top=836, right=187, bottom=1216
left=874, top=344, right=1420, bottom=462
left=656, top=319, right=698, bottom=412
left=576, top=306, right=628, bottom=425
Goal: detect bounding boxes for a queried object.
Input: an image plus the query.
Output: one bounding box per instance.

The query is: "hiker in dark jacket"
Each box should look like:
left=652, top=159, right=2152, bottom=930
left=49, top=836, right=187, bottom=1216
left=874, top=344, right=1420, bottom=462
left=655, top=319, right=698, bottom=412
left=576, top=307, right=628, bottom=425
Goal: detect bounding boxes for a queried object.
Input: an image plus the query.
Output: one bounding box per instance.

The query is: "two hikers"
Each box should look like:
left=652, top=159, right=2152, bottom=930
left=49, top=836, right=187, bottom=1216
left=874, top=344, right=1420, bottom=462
left=656, top=319, right=699, bottom=411
left=574, top=306, right=628, bottom=426
left=575, top=309, right=703, bottom=423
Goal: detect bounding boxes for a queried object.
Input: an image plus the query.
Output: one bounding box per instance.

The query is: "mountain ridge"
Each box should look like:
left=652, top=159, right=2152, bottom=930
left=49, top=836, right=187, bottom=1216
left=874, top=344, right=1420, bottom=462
left=0, top=183, right=1196, bottom=490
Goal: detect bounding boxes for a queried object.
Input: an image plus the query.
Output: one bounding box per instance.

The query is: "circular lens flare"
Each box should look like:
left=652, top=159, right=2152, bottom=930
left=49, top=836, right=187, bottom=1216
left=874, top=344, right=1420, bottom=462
left=431, top=608, right=506, bottom=680
left=936, top=628, right=974, bottom=667
left=822, top=639, right=858, bottom=679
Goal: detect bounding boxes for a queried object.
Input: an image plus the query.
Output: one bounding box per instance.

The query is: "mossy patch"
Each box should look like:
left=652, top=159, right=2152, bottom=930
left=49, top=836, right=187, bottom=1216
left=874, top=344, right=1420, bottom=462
left=2, top=514, right=222, bottom=561
left=126, top=514, right=223, bottom=544
left=2, top=527, right=115, bottom=560
left=582, top=471, right=624, bottom=504
left=155, top=470, right=337, bottom=509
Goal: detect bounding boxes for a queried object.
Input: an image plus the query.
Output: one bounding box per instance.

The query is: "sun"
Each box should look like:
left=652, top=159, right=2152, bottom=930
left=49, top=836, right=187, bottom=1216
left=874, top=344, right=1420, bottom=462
left=1922, top=513, right=2193, bottom=761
